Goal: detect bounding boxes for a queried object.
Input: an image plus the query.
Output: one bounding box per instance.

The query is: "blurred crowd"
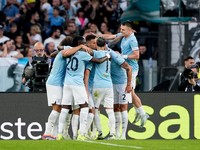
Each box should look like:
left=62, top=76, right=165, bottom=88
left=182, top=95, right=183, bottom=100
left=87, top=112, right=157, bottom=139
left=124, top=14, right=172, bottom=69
left=0, top=0, right=129, bottom=59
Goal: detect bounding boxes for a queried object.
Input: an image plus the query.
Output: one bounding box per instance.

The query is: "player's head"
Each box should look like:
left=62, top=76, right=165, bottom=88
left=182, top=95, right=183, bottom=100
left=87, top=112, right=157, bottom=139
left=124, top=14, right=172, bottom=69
left=34, top=42, right=44, bottom=57
left=71, top=36, right=85, bottom=47
left=86, top=34, right=97, bottom=50
left=59, top=36, right=73, bottom=46
left=96, top=36, right=106, bottom=47
left=120, top=20, right=134, bottom=37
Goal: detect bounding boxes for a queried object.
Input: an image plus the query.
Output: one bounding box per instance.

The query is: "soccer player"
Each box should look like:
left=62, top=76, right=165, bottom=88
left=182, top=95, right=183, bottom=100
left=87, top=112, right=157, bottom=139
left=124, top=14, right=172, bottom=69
left=57, top=36, right=91, bottom=140
left=90, top=36, right=116, bottom=140
left=83, top=62, right=96, bottom=139
left=42, top=36, right=73, bottom=140
left=110, top=50, right=132, bottom=139
left=84, top=34, right=125, bottom=139
left=119, top=21, right=149, bottom=127
left=57, top=36, right=110, bottom=141
left=93, top=21, right=149, bottom=127
left=84, top=35, right=99, bottom=139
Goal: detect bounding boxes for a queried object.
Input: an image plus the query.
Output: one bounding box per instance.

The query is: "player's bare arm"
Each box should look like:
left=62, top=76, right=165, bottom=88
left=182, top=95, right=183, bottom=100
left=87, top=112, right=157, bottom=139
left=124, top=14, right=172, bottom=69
left=107, top=35, right=123, bottom=49
left=84, top=69, right=90, bottom=98
left=90, top=32, right=117, bottom=40
left=120, top=61, right=132, bottom=93
left=89, top=54, right=110, bottom=64
left=50, top=46, right=65, bottom=58
left=62, top=45, right=92, bottom=57
left=123, top=50, right=139, bottom=60
left=50, top=51, right=60, bottom=58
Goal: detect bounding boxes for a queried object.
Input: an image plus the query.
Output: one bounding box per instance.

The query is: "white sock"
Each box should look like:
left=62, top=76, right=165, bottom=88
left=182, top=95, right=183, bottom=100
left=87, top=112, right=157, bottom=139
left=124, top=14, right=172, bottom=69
left=52, top=117, right=58, bottom=137
left=58, top=108, right=69, bottom=135
left=85, top=113, right=94, bottom=132
left=79, top=107, right=88, bottom=135
left=133, top=104, right=139, bottom=113
left=106, top=109, right=115, bottom=135
left=138, top=106, right=145, bottom=116
left=94, top=109, right=102, bottom=135
left=44, top=110, right=59, bottom=135
left=72, top=114, right=79, bottom=138
left=121, top=111, right=128, bottom=138
left=63, top=113, right=72, bottom=135
left=114, top=112, right=122, bottom=137
left=92, top=120, right=97, bottom=137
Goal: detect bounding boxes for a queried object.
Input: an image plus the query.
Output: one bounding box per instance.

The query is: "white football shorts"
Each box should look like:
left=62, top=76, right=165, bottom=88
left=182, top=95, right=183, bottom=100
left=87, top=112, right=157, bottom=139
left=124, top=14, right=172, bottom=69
left=92, top=88, right=113, bottom=108
left=88, top=93, right=94, bottom=109
left=72, top=104, right=80, bottom=110
left=62, top=84, right=88, bottom=106
left=131, top=72, right=138, bottom=89
left=46, top=83, right=63, bottom=106
left=113, top=83, right=132, bottom=104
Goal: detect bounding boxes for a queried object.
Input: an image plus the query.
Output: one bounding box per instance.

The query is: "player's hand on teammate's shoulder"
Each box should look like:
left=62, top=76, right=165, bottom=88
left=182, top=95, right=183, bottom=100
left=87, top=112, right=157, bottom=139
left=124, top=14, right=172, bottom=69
left=57, top=46, right=64, bottom=51
left=81, top=45, right=92, bottom=53
left=106, top=52, right=112, bottom=60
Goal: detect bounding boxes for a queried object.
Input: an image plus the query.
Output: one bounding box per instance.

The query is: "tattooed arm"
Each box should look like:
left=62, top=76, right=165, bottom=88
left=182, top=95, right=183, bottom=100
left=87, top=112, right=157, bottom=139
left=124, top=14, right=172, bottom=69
left=120, top=61, right=132, bottom=93
left=107, top=35, right=123, bottom=49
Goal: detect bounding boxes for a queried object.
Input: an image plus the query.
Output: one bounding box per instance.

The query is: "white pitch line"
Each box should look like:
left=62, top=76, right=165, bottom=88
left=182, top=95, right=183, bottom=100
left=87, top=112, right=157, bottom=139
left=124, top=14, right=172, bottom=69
left=82, top=140, right=142, bottom=149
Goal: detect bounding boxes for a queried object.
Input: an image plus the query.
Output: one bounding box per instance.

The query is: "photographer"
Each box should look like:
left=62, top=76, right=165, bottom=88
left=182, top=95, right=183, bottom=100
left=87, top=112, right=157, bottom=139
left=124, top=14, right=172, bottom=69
left=178, top=64, right=200, bottom=91
left=22, top=42, right=52, bottom=91
left=180, top=56, right=194, bottom=81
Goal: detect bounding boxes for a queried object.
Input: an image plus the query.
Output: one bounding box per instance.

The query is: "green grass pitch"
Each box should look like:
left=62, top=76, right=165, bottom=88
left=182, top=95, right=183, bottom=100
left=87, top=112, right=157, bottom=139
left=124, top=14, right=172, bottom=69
left=0, top=140, right=200, bottom=150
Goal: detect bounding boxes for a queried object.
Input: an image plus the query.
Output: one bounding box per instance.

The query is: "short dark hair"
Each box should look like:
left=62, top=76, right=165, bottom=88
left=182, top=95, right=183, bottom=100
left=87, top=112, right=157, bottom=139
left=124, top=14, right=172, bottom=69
left=71, top=36, right=84, bottom=47
left=51, top=26, right=61, bottom=36
left=96, top=36, right=106, bottom=47
left=64, top=22, right=75, bottom=30
left=86, top=35, right=96, bottom=42
left=184, top=56, right=194, bottom=61
left=121, top=20, right=134, bottom=29
left=53, top=6, right=60, bottom=12
left=52, top=26, right=61, bottom=32
left=15, top=34, right=22, bottom=39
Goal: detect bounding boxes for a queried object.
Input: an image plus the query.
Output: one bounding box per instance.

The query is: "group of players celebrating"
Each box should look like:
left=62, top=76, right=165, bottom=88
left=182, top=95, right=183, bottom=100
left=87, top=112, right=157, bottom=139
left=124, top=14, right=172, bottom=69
left=42, top=20, right=149, bottom=141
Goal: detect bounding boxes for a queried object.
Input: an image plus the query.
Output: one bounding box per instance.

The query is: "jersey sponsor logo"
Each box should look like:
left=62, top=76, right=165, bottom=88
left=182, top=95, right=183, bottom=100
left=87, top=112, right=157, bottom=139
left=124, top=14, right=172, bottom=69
left=67, top=71, right=76, bottom=77
left=102, top=74, right=110, bottom=78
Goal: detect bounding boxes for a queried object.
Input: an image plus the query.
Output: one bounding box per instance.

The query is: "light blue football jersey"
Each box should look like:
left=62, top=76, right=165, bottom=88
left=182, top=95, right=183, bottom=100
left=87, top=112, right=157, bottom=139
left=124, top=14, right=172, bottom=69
left=93, top=50, right=112, bottom=88
left=117, top=33, right=139, bottom=72
left=64, top=51, right=93, bottom=86
left=46, top=48, right=70, bottom=87
left=110, top=50, right=127, bottom=84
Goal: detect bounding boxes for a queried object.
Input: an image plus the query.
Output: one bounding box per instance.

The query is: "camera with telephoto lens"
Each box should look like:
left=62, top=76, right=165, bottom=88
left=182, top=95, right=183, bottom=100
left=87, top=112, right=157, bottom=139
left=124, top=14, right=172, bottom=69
left=27, top=56, right=50, bottom=92
left=182, top=69, right=198, bottom=79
